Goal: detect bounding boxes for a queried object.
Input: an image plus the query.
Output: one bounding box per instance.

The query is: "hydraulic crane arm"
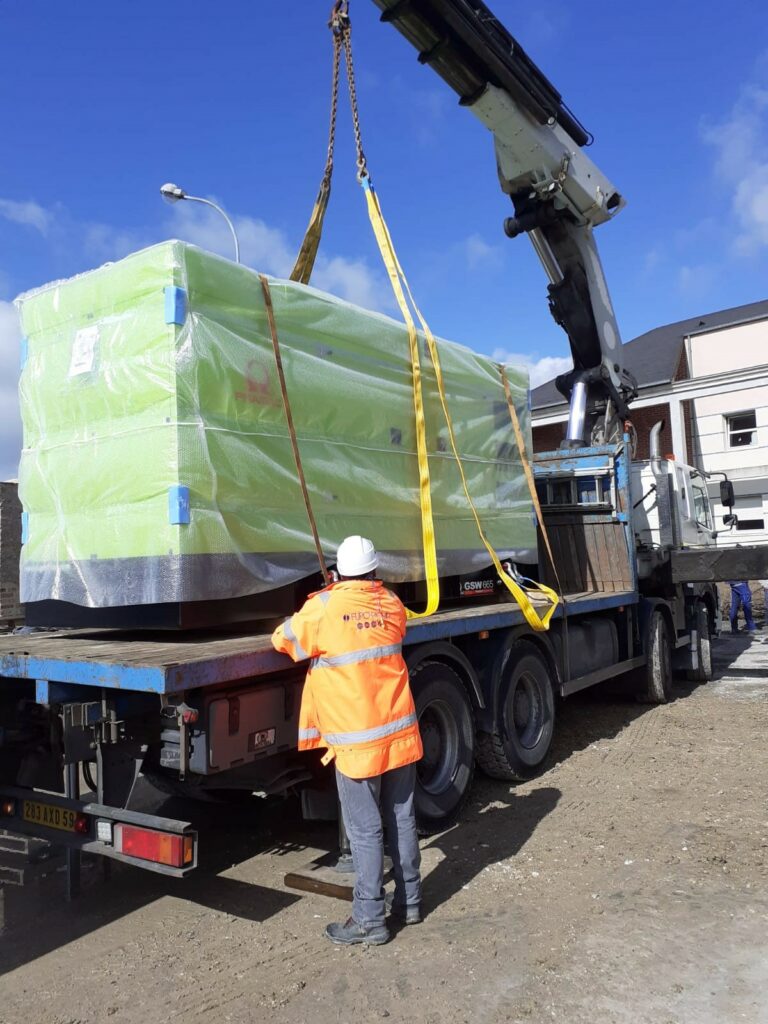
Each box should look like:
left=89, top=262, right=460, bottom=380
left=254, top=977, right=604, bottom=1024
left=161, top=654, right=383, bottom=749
left=372, top=0, right=637, bottom=445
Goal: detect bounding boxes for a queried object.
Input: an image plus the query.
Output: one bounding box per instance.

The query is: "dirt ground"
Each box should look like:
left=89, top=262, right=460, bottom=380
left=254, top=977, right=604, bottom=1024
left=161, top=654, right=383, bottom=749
left=0, top=631, right=766, bottom=1024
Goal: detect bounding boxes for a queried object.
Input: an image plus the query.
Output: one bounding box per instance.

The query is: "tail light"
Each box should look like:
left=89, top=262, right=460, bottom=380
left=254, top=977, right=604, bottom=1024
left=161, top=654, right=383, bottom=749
left=114, top=824, right=194, bottom=868
left=0, top=799, right=16, bottom=817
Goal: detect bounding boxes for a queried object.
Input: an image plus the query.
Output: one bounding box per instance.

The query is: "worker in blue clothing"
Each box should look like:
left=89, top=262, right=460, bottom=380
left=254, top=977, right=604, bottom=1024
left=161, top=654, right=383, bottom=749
left=728, top=581, right=758, bottom=633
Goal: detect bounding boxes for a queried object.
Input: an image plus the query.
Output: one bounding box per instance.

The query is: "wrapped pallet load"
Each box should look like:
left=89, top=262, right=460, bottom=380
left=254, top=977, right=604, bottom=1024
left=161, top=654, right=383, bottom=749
left=16, top=241, right=535, bottom=627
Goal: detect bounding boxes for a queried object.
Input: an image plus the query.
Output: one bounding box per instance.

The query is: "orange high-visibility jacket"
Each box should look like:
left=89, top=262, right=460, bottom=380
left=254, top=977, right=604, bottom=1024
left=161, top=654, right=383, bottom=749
left=271, top=580, right=423, bottom=779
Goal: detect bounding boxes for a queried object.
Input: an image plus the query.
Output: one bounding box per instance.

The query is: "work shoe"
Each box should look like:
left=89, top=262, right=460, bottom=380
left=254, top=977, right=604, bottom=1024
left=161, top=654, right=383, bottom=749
left=324, top=916, right=390, bottom=946
left=385, top=891, right=422, bottom=925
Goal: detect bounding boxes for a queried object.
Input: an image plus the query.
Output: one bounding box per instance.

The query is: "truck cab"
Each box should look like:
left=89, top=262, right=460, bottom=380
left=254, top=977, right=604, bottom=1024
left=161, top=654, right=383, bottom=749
left=632, top=456, right=717, bottom=575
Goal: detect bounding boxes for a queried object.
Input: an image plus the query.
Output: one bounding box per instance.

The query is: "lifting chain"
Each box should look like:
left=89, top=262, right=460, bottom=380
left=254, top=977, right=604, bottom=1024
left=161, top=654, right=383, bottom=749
left=333, top=3, right=369, bottom=181
left=290, top=1, right=369, bottom=284
left=322, top=4, right=343, bottom=192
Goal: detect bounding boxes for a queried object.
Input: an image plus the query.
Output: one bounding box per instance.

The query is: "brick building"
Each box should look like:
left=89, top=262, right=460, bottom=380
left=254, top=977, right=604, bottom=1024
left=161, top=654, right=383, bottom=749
left=531, top=299, right=768, bottom=547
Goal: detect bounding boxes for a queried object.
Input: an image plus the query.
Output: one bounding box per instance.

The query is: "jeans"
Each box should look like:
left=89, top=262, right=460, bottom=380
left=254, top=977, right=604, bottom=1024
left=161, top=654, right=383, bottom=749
left=335, top=762, right=422, bottom=929
left=730, top=584, right=757, bottom=631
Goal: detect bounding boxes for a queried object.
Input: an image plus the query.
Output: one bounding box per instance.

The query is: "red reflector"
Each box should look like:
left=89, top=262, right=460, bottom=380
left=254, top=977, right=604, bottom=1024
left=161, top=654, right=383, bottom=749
left=1, top=799, right=15, bottom=816
left=74, top=814, right=90, bottom=835
left=114, top=824, right=189, bottom=867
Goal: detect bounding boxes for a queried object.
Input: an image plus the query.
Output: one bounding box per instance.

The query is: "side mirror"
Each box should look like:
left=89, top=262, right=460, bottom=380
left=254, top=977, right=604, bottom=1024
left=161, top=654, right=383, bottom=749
left=720, top=480, right=735, bottom=508
left=723, top=513, right=738, bottom=529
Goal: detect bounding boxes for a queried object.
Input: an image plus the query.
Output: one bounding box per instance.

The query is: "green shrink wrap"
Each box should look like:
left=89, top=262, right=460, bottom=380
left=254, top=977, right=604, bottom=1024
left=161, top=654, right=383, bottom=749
left=15, top=241, right=534, bottom=608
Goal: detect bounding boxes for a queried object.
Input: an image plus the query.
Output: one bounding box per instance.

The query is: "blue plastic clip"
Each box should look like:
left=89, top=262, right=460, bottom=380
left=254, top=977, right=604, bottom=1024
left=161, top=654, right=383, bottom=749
left=360, top=176, right=372, bottom=192
left=21, top=511, right=29, bottom=544
left=169, top=485, right=190, bottom=525
left=20, top=337, right=28, bottom=371
left=164, top=286, right=187, bottom=325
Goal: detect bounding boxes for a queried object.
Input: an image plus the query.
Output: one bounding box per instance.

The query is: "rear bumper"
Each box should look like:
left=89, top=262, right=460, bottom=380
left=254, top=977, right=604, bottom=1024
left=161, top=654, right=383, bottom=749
left=0, top=785, right=197, bottom=877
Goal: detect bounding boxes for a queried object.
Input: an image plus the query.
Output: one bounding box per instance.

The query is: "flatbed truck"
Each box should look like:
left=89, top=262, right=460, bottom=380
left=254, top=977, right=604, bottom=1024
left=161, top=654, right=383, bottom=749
left=2, top=0, right=766, bottom=884
left=3, top=435, right=761, bottom=884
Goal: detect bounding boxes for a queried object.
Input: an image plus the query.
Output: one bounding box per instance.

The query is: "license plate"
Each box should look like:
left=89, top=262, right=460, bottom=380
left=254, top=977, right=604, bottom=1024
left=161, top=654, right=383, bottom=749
left=22, top=800, right=77, bottom=833
left=248, top=727, right=276, bottom=753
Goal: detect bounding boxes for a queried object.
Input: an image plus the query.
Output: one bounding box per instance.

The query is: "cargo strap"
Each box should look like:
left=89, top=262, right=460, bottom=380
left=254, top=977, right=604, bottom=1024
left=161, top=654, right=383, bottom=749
left=259, top=274, right=330, bottom=585
left=362, top=179, right=558, bottom=630
left=294, top=2, right=558, bottom=628
left=501, top=367, right=564, bottom=608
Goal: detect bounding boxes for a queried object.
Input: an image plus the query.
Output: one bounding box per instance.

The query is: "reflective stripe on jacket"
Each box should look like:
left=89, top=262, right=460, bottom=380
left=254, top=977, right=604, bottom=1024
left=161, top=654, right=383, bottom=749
left=271, top=580, right=422, bottom=779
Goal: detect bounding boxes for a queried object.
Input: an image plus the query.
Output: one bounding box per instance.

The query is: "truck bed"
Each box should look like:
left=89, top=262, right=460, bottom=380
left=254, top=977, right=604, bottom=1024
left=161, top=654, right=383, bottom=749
left=0, top=589, right=635, bottom=695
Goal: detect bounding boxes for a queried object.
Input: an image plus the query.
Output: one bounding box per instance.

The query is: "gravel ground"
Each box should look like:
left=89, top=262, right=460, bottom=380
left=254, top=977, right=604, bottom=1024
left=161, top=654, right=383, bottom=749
left=0, top=631, right=766, bottom=1024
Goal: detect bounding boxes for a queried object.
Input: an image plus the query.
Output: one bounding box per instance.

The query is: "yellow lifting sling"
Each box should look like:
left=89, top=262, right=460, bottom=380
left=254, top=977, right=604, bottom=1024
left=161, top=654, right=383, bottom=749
left=291, top=0, right=560, bottom=629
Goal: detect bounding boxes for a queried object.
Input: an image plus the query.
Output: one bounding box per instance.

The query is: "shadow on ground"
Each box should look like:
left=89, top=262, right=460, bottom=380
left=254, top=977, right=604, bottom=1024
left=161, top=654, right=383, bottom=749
left=3, top=632, right=754, bottom=973
left=0, top=787, right=314, bottom=974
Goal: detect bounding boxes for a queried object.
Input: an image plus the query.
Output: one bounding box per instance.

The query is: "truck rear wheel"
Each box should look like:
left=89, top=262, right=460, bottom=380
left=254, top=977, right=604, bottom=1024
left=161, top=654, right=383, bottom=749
left=685, top=602, right=713, bottom=682
left=410, top=660, right=475, bottom=835
left=641, top=610, right=673, bottom=703
left=476, top=641, right=555, bottom=782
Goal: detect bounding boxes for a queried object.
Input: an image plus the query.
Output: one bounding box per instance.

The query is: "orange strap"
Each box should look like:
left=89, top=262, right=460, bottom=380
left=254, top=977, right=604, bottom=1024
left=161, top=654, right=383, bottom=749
left=259, top=274, right=330, bottom=585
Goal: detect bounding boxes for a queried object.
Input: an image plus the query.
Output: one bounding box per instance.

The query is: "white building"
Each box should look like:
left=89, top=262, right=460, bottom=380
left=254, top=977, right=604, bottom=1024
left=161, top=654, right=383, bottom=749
left=531, top=299, right=768, bottom=547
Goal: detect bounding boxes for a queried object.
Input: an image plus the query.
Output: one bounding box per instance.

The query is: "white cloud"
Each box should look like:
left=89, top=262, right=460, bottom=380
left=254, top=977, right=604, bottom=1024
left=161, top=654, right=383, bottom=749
left=83, top=221, right=149, bottom=263
left=165, top=201, right=390, bottom=310
left=311, top=254, right=386, bottom=309
left=0, top=301, right=22, bottom=481
left=492, top=347, right=572, bottom=389
left=702, top=59, right=768, bottom=254
left=677, top=263, right=718, bottom=297
left=168, top=203, right=296, bottom=276
left=0, top=198, right=52, bottom=236
left=10, top=195, right=391, bottom=314
left=464, top=233, right=503, bottom=271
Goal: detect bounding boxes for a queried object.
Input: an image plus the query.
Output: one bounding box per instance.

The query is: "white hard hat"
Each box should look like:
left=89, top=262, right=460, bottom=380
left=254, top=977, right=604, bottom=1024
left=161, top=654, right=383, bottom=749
left=336, top=535, right=379, bottom=577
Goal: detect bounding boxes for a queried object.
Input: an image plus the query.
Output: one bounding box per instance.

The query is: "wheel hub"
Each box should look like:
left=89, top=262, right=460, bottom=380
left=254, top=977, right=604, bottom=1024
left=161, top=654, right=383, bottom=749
left=508, top=672, right=543, bottom=749
left=417, top=699, right=459, bottom=796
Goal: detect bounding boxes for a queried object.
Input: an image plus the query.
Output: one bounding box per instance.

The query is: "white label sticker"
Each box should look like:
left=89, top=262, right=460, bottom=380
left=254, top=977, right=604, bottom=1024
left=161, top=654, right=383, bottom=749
left=69, top=325, right=99, bottom=377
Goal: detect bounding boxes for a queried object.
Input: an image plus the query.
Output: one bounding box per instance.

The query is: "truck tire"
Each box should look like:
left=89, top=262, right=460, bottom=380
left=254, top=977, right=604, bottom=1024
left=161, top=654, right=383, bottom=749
left=641, top=611, right=673, bottom=703
left=685, top=602, right=713, bottom=683
left=410, top=660, right=475, bottom=835
left=476, top=641, right=555, bottom=782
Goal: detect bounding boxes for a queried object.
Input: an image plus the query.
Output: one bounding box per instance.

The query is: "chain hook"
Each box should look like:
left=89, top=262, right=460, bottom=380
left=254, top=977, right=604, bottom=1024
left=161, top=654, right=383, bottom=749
left=329, top=0, right=349, bottom=34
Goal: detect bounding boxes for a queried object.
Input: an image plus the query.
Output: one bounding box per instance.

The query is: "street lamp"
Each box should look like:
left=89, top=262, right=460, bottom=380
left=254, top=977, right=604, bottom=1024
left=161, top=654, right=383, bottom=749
left=159, top=182, right=241, bottom=264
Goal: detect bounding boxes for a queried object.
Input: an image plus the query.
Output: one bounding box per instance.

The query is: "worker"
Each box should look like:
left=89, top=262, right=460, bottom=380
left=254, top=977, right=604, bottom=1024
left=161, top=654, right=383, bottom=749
left=271, top=535, right=423, bottom=945
left=728, top=581, right=758, bottom=634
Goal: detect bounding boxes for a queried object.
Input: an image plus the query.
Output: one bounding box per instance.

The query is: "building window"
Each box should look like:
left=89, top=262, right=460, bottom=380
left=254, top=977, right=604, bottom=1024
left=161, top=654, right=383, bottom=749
left=725, top=411, right=757, bottom=448
left=734, top=495, right=765, bottom=532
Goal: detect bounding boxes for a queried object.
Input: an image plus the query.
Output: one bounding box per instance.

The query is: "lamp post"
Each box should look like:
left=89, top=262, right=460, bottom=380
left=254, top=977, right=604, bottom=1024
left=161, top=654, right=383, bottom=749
left=160, top=182, right=241, bottom=264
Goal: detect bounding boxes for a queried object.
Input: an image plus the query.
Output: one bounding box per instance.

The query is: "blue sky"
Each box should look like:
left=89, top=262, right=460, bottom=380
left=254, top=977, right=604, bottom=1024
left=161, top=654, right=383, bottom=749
left=1, top=0, right=768, bottom=478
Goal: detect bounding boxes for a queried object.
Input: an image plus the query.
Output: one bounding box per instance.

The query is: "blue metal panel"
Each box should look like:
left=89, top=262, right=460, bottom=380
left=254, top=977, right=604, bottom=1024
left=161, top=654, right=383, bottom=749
left=35, top=679, right=77, bottom=705
left=534, top=449, right=615, bottom=475
left=169, top=485, right=190, bottom=525
left=0, top=648, right=295, bottom=695
left=164, top=286, right=187, bottom=325
left=560, top=591, right=638, bottom=615
left=0, top=588, right=639, bottom=697
left=405, top=607, right=526, bottom=645
left=1, top=656, right=168, bottom=693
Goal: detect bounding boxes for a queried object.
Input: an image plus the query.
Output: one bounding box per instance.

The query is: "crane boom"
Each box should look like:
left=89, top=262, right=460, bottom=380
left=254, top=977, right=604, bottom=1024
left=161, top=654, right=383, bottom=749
left=372, top=0, right=637, bottom=445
